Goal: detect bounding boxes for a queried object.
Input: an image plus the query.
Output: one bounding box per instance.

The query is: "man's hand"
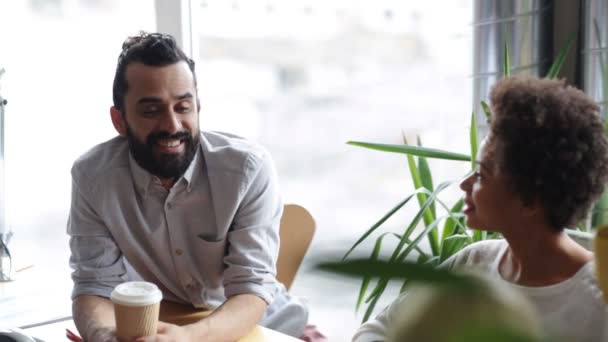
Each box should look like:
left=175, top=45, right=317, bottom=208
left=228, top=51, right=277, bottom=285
left=88, top=326, right=119, bottom=342
left=72, top=295, right=118, bottom=342
left=187, top=294, right=266, bottom=341
left=137, top=294, right=265, bottom=342
left=134, top=322, right=193, bottom=342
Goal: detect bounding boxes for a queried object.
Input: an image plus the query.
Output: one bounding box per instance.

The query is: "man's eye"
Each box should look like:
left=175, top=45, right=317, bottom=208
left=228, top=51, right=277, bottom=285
left=177, top=106, right=191, bottom=113
left=474, top=171, right=482, bottom=179
left=143, top=106, right=160, bottom=114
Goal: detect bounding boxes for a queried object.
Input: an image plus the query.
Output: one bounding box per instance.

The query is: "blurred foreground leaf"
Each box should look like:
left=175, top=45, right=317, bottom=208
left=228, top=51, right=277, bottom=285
left=317, top=258, right=478, bottom=292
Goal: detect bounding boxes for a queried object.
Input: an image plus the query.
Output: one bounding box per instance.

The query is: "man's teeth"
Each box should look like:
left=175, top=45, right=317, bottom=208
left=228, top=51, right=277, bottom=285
left=159, top=140, right=181, bottom=147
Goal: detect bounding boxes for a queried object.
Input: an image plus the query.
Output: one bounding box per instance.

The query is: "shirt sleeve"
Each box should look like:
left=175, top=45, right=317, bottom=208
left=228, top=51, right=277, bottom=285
left=67, top=174, right=128, bottom=300
left=222, top=151, right=282, bottom=304
left=352, top=293, right=409, bottom=342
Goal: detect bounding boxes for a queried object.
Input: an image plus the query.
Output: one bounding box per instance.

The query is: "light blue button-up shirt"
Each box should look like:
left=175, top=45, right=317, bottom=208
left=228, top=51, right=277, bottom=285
left=68, top=131, right=307, bottom=335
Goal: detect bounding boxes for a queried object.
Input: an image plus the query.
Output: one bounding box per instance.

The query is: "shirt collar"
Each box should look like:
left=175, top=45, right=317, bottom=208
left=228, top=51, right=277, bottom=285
left=129, top=143, right=202, bottom=197
left=182, top=146, right=201, bottom=192
left=129, top=153, right=153, bottom=197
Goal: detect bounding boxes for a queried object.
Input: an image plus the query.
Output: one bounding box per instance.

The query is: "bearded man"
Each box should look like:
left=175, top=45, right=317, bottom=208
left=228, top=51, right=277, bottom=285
left=68, top=32, right=308, bottom=342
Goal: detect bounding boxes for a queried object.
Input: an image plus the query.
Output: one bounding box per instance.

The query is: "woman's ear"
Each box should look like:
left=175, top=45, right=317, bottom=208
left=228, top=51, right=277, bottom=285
left=110, top=106, right=127, bottom=136
left=521, top=196, right=543, bottom=218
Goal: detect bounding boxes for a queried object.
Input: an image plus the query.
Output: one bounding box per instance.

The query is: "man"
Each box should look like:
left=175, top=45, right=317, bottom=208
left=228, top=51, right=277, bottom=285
left=68, top=32, right=308, bottom=341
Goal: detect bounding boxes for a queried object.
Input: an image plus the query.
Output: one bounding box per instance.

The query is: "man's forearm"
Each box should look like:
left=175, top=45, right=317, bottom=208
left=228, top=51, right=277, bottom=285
left=185, top=294, right=267, bottom=342
left=73, top=295, right=117, bottom=341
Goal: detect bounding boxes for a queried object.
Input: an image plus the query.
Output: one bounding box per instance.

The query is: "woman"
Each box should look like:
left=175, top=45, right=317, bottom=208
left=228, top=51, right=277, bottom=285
left=353, top=76, right=608, bottom=342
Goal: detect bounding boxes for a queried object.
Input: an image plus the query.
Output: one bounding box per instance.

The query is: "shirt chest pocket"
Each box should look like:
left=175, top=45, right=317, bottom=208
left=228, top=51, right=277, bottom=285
left=195, top=235, right=227, bottom=288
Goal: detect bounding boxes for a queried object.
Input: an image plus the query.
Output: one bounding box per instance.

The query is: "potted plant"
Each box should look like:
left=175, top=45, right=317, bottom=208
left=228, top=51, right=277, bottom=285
left=340, top=40, right=582, bottom=322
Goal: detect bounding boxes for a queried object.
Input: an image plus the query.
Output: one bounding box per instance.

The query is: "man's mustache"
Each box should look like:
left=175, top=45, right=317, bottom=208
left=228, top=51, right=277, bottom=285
left=146, top=131, right=192, bottom=145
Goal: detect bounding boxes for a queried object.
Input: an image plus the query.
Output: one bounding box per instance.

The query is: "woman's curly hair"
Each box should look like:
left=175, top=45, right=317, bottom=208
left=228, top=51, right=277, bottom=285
left=489, top=76, right=608, bottom=231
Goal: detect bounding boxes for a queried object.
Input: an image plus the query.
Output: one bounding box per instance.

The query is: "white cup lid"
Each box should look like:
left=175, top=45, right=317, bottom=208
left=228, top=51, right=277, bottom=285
left=110, top=281, right=163, bottom=306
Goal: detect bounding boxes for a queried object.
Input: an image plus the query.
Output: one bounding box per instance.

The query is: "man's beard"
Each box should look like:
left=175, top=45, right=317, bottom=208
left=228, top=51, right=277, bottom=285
left=126, top=126, right=200, bottom=179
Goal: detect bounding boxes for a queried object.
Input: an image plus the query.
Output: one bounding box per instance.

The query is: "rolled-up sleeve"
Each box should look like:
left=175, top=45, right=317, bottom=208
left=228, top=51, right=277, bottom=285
left=222, top=152, right=282, bottom=304
left=67, top=173, right=127, bottom=300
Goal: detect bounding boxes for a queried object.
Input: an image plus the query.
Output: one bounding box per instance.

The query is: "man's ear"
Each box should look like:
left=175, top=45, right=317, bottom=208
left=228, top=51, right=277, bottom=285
left=110, top=106, right=127, bottom=136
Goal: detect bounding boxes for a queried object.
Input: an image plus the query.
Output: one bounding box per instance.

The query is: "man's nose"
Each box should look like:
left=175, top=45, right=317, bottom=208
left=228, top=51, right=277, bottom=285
left=159, top=111, right=182, bottom=134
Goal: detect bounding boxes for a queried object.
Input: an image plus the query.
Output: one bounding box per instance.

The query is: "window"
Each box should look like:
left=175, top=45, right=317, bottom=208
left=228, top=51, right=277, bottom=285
left=0, top=1, right=473, bottom=336
left=193, top=1, right=473, bottom=337
left=0, top=0, right=155, bottom=327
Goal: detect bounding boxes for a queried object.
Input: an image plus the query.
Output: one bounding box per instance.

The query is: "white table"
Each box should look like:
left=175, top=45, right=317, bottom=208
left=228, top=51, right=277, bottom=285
left=1, top=267, right=299, bottom=341
left=23, top=317, right=300, bottom=342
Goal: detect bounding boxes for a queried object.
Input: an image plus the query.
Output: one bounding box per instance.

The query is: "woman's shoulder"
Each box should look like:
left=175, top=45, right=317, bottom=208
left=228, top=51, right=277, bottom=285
left=570, top=261, right=604, bottom=301
left=440, top=238, right=507, bottom=270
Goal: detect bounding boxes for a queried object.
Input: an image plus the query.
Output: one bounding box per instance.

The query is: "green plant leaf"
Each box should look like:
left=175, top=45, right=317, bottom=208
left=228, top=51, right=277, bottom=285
left=407, top=153, right=432, bottom=227
left=360, top=276, right=392, bottom=324
left=388, top=182, right=453, bottom=261
left=440, top=234, right=470, bottom=263
left=402, top=134, right=436, bottom=251
left=575, top=220, right=587, bottom=232
left=365, top=219, right=465, bottom=305
left=409, top=243, right=430, bottom=260
left=487, top=232, right=502, bottom=240
left=416, top=253, right=429, bottom=264
left=359, top=183, right=453, bottom=315
left=480, top=101, right=492, bottom=122
left=398, top=278, right=410, bottom=295
left=418, top=186, right=469, bottom=238
left=316, top=259, right=479, bottom=291
left=361, top=285, right=382, bottom=322
left=503, top=40, right=511, bottom=77
left=417, top=137, right=436, bottom=219
left=470, top=112, right=479, bottom=170
left=342, top=191, right=419, bottom=261
left=356, top=232, right=401, bottom=311
left=545, top=32, right=576, bottom=79
left=472, top=229, right=490, bottom=242
left=592, top=191, right=608, bottom=228
left=453, top=324, right=542, bottom=342
left=365, top=277, right=388, bottom=304
left=416, top=137, right=439, bottom=253
left=396, top=213, right=454, bottom=263
left=404, top=253, right=442, bottom=294
left=473, top=229, right=482, bottom=242
left=343, top=182, right=466, bottom=262
left=441, top=198, right=466, bottom=241
left=348, top=141, right=471, bottom=161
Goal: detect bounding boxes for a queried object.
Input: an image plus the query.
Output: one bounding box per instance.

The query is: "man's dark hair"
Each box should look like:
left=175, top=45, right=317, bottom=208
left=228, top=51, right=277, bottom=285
left=112, top=32, right=197, bottom=112
left=489, top=76, right=608, bottom=231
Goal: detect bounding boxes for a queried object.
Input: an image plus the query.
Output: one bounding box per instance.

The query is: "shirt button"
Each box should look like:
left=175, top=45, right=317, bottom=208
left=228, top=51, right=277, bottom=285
left=175, top=248, right=183, bottom=256
left=167, top=202, right=173, bottom=209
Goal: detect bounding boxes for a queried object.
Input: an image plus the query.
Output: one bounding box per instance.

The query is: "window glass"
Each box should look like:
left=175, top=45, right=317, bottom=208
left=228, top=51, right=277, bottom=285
left=0, top=0, right=154, bottom=327
left=194, top=1, right=473, bottom=338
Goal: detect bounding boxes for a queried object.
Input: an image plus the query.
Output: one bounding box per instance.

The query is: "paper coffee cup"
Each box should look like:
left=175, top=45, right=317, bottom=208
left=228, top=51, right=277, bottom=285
left=111, top=281, right=163, bottom=342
